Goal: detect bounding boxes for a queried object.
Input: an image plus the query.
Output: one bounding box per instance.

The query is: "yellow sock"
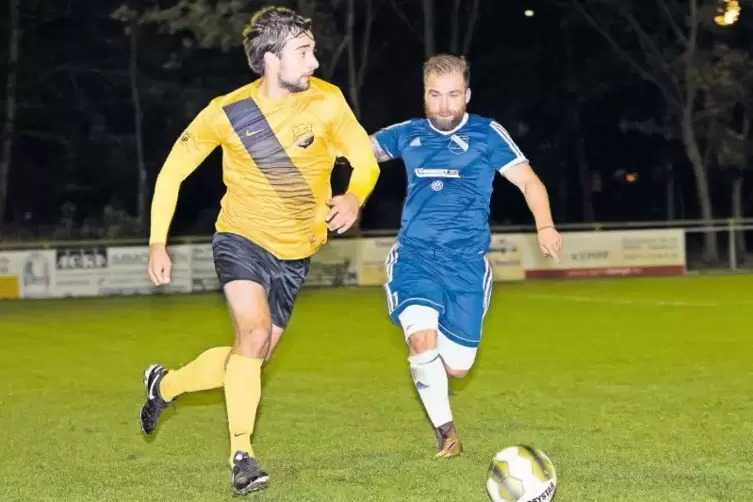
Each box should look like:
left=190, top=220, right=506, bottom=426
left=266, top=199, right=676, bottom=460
left=224, top=353, right=263, bottom=465
left=159, top=346, right=232, bottom=402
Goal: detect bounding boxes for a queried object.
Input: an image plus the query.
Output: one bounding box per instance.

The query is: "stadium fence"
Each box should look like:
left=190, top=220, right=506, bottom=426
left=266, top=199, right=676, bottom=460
left=1, top=218, right=751, bottom=300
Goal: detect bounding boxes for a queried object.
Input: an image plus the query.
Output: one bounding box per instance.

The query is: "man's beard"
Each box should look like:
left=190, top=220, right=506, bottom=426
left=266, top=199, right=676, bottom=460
left=426, top=107, right=465, bottom=131
left=279, top=74, right=311, bottom=94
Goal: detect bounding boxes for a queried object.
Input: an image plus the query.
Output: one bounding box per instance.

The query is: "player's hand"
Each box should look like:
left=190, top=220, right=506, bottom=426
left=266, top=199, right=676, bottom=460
left=325, top=192, right=360, bottom=234
left=537, top=226, right=562, bottom=263
left=148, top=244, right=172, bottom=286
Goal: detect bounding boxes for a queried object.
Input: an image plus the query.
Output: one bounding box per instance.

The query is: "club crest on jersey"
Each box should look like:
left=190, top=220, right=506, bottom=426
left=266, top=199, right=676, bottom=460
left=431, top=180, right=444, bottom=191
left=179, top=131, right=198, bottom=151
left=293, top=123, right=314, bottom=149
left=448, top=134, right=469, bottom=154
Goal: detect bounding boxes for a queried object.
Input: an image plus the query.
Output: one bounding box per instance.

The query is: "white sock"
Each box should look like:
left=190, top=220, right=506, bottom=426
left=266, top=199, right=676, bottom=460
left=408, top=349, right=452, bottom=428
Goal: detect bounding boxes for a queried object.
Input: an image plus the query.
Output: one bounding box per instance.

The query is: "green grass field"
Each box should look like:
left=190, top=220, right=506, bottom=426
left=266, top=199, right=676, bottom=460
left=1, top=275, right=752, bottom=502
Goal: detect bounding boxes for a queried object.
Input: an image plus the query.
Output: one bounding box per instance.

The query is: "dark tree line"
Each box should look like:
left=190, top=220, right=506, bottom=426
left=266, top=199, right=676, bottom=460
left=0, top=0, right=751, bottom=261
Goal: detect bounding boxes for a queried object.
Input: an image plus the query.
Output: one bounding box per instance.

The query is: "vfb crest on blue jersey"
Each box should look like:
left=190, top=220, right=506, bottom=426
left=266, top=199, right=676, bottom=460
left=448, top=134, right=470, bottom=155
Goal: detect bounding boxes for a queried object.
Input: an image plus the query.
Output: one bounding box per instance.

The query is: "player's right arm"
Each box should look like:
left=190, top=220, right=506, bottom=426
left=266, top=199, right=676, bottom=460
left=369, top=135, right=393, bottom=162
left=148, top=101, right=222, bottom=285
left=369, top=120, right=412, bottom=162
left=487, top=119, right=562, bottom=262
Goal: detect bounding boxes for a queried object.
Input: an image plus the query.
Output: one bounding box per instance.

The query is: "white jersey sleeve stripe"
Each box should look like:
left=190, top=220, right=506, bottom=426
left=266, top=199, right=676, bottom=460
left=497, top=157, right=529, bottom=176
left=381, top=144, right=395, bottom=158
left=489, top=121, right=525, bottom=159
left=383, top=119, right=412, bottom=130
left=489, top=121, right=528, bottom=175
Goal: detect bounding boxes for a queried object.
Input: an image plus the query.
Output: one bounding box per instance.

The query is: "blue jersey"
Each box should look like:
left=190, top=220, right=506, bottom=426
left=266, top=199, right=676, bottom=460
left=373, top=113, right=528, bottom=257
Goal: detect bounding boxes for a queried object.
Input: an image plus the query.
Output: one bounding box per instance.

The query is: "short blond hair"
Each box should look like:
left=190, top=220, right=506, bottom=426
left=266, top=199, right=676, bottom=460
left=423, top=54, right=470, bottom=87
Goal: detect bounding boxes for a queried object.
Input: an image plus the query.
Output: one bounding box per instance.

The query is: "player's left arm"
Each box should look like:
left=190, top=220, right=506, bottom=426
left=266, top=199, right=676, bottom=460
left=488, top=120, right=562, bottom=260
left=503, top=162, right=554, bottom=229
left=326, top=89, right=381, bottom=233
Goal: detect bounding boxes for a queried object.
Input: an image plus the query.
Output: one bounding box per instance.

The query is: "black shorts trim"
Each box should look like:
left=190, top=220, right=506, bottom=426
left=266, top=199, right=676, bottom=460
left=211, top=232, right=310, bottom=328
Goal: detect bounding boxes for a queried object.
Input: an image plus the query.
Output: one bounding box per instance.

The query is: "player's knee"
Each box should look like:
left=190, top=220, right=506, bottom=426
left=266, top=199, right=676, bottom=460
left=445, top=367, right=469, bottom=379
left=407, top=329, right=438, bottom=355
left=235, top=325, right=271, bottom=358
left=263, top=326, right=284, bottom=363
left=399, top=305, right=440, bottom=355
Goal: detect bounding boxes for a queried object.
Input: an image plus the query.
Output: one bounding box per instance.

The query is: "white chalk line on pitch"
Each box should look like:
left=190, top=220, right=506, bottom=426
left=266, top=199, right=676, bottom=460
left=518, top=293, right=750, bottom=308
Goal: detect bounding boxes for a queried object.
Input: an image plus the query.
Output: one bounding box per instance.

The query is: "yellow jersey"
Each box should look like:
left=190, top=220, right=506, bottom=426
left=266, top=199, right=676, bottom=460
left=149, top=77, right=379, bottom=260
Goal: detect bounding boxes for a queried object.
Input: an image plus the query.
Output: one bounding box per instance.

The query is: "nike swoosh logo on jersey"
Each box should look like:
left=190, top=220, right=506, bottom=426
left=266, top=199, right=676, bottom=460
left=245, top=130, right=262, bottom=137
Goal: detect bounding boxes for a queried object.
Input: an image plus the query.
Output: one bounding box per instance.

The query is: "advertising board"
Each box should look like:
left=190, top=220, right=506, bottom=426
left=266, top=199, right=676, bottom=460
left=521, top=229, right=686, bottom=279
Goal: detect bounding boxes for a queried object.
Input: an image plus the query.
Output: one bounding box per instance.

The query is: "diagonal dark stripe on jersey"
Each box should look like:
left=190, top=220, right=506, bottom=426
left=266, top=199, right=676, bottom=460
left=223, top=98, right=315, bottom=220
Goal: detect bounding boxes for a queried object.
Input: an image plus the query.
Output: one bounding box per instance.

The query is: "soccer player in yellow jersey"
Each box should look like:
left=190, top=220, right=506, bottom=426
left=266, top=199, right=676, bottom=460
left=137, top=6, right=379, bottom=496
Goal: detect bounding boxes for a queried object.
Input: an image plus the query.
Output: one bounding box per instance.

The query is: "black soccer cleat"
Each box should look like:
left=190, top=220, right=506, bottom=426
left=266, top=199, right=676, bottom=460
left=139, top=364, right=172, bottom=435
left=231, top=451, right=270, bottom=495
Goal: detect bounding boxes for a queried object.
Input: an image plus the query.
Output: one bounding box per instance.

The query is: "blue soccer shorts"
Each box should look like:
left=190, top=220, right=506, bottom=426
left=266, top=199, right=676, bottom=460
left=383, top=242, right=493, bottom=349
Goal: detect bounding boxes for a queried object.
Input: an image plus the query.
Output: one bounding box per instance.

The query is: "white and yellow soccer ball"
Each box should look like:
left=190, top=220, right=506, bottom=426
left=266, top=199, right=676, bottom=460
left=486, top=445, right=557, bottom=502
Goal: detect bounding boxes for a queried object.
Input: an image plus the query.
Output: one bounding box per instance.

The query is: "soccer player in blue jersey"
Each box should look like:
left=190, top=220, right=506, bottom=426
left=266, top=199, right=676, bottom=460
left=369, top=54, right=562, bottom=458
